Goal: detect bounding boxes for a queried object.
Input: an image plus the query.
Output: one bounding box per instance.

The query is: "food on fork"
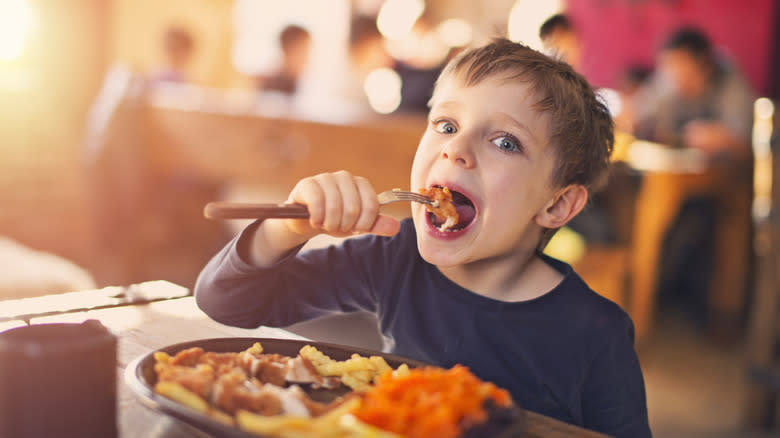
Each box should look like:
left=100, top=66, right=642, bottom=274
left=419, top=186, right=459, bottom=231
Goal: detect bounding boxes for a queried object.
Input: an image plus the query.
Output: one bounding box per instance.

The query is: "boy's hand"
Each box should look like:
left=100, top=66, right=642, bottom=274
left=248, top=171, right=400, bottom=267
left=283, top=171, right=400, bottom=239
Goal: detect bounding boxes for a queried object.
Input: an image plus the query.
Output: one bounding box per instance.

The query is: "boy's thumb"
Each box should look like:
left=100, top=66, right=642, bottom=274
left=370, top=215, right=401, bottom=236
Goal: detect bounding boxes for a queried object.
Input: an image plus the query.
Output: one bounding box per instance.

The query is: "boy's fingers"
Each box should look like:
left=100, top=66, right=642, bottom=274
left=290, top=172, right=382, bottom=236
left=333, top=171, right=362, bottom=232
left=353, top=177, right=379, bottom=233
left=289, top=178, right=326, bottom=230
left=369, top=215, right=401, bottom=237
left=313, top=174, right=343, bottom=232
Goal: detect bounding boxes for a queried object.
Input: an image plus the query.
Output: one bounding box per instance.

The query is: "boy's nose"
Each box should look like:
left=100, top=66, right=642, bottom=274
left=441, top=136, right=475, bottom=168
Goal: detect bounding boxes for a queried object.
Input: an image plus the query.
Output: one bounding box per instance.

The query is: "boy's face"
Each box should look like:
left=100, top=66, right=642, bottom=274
left=658, top=49, right=708, bottom=99
left=410, top=74, right=560, bottom=267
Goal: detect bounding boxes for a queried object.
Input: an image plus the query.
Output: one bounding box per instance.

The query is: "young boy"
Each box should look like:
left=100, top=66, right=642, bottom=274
left=195, top=38, right=651, bottom=437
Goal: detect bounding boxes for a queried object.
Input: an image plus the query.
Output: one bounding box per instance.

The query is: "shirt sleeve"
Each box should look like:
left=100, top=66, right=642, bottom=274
left=194, top=222, right=385, bottom=329
left=581, top=320, right=652, bottom=438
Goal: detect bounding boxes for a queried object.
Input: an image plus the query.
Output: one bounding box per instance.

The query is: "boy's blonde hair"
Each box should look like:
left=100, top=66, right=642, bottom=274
left=436, top=38, right=614, bottom=193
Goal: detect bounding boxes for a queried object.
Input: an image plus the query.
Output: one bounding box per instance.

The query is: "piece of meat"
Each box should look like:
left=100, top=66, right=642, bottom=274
left=200, top=352, right=239, bottom=371
left=169, top=347, right=205, bottom=367
left=211, top=370, right=284, bottom=415
left=155, top=363, right=216, bottom=399
left=262, top=384, right=311, bottom=417
left=419, top=187, right=459, bottom=231
left=285, top=356, right=320, bottom=384
left=285, top=356, right=341, bottom=389
left=238, top=352, right=289, bottom=386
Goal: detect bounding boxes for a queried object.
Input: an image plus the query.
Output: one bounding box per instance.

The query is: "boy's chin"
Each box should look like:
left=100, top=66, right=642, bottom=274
left=413, top=228, right=470, bottom=267
left=416, top=244, right=466, bottom=267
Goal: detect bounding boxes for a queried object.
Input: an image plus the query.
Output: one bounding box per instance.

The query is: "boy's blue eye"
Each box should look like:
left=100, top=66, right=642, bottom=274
left=434, top=120, right=457, bottom=134
left=492, top=135, right=521, bottom=152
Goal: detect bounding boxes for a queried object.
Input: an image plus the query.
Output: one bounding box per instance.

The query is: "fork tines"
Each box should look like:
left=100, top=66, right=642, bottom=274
left=380, top=190, right=436, bottom=206
left=394, top=192, right=429, bottom=202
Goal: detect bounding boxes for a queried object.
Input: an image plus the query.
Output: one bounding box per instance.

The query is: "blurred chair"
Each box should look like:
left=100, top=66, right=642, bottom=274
left=570, top=159, right=640, bottom=313
left=744, top=98, right=779, bottom=431
left=0, top=236, right=96, bottom=300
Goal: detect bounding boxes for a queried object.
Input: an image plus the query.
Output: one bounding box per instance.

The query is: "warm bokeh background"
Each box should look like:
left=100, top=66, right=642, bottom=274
left=0, top=2, right=778, bottom=435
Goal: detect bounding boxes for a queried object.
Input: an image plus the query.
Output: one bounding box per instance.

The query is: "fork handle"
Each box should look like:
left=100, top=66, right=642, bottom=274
left=204, top=202, right=310, bottom=220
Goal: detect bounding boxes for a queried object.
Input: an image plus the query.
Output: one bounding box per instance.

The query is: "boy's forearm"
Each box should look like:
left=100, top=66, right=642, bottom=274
left=242, top=219, right=313, bottom=268
left=194, top=230, right=292, bottom=329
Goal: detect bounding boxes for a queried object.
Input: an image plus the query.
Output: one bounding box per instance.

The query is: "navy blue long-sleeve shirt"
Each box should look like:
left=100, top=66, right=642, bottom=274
left=195, top=219, right=651, bottom=437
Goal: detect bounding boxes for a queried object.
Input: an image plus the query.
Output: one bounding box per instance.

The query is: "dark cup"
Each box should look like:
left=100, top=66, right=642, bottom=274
left=0, top=320, right=118, bottom=438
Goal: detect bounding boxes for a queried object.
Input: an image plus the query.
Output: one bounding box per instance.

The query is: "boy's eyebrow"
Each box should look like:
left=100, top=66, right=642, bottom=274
left=498, top=112, right=543, bottom=146
left=429, top=100, right=460, bottom=113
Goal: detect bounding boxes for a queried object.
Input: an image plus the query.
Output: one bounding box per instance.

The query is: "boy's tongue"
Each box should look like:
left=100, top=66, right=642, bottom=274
left=431, top=202, right=476, bottom=229
left=455, top=203, right=476, bottom=226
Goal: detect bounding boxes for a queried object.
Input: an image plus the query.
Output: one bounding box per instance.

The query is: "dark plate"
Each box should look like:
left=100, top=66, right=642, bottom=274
left=124, top=337, right=524, bottom=437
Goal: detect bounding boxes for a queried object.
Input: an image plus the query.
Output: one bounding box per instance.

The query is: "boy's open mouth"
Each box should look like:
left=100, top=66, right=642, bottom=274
left=428, top=186, right=477, bottom=232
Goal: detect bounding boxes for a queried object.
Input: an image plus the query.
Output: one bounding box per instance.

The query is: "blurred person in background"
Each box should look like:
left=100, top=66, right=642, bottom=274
left=349, top=15, right=394, bottom=82
left=612, top=64, right=653, bottom=134
left=539, top=13, right=583, bottom=73
left=339, top=14, right=395, bottom=108
left=149, top=26, right=196, bottom=84
left=393, top=11, right=449, bottom=113
left=632, top=26, right=756, bottom=329
left=633, top=26, right=755, bottom=159
left=344, top=13, right=448, bottom=114
left=538, top=13, right=620, bottom=245
left=256, top=24, right=312, bottom=95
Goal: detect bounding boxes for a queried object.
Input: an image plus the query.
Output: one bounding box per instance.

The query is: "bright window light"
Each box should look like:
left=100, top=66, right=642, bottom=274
left=752, top=97, right=775, bottom=220
left=755, top=97, right=775, bottom=121
left=507, top=0, right=563, bottom=50
left=364, top=67, right=402, bottom=114
left=597, top=87, right=623, bottom=117
left=0, top=0, right=33, bottom=61
left=436, top=18, right=473, bottom=48
left=376, top=0, right=424, bottom=40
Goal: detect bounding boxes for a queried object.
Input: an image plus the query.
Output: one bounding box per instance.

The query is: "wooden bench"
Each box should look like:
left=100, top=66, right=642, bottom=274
left=88, top=85, right=425, bottom=287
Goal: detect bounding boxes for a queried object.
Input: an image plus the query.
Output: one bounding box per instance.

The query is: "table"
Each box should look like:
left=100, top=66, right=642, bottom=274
left=625, top=141, right=752, bottom=341
left=11, top=294, right=611, bottom=438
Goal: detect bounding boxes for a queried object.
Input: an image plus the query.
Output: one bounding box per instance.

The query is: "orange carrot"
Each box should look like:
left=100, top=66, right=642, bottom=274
left=353, top=365, right=512, bottom=438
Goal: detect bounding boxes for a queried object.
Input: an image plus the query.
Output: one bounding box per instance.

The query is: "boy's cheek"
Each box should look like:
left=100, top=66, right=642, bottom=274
left=410, top=140, right=440, bottom=183
left=409, top=153, right=428, bottom=189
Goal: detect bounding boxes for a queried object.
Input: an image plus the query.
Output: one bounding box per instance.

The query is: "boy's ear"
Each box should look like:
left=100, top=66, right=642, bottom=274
left=534, top=185, right=589, bottom=229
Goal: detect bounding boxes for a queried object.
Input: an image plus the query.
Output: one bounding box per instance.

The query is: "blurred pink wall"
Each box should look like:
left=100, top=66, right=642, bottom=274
left=568, top=0, right=776, bottom=95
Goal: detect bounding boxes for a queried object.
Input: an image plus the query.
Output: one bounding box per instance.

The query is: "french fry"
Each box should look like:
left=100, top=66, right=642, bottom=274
left=392, top=363, right=410, bottom=378
left=300, top=346, right=407, bottom=390
left=210, top=408, right=236, bottom=426
left=153, top=351, right=172, bottom=364
left=299, top=345, right=335, bottom=374
left=339, top=414, right=403, bottom=438
left=154, top=380, right=235, bottom=425
left=155, top=381, right=209, bottom=413
left=239, top=399, right=396, bottom=438
left=237, top=412, right=321, bottom=438
left=341, top=373, right=372, bottom=392
left=245, top=342, right=263, bottom=355
left=369, top=356, right=392, bottom=378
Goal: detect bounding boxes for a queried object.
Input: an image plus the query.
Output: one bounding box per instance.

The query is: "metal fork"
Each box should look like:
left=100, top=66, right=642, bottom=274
left=204, top=189, right=434, bottom=220
left=378, top=189, right=436, bottom=206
